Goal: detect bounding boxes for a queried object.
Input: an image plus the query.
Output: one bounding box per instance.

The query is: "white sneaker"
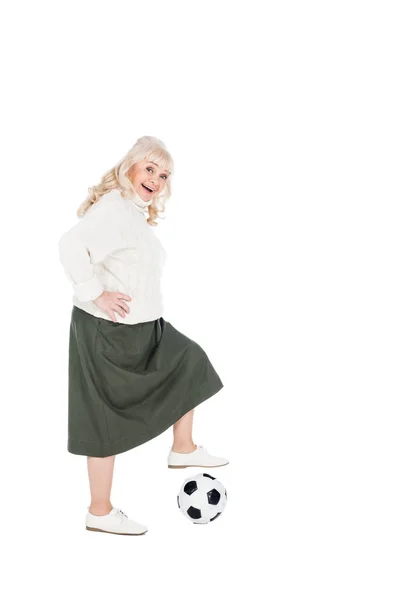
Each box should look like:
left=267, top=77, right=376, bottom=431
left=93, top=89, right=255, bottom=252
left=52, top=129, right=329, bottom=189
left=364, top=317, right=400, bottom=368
left=167, top=444, right=229, bottom=468
left=86, top=507, right=148, bottom=535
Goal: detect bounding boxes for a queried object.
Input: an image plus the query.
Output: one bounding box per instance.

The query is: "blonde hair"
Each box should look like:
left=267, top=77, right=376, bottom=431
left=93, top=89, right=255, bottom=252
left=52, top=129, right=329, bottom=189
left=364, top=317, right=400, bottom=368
left=77, top=136, right=174, bottom=227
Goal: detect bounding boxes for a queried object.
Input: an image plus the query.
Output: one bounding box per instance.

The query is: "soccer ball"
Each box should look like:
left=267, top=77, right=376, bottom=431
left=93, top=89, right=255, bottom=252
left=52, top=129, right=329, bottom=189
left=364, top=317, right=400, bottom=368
left=177, top=473, right=227, bottom=524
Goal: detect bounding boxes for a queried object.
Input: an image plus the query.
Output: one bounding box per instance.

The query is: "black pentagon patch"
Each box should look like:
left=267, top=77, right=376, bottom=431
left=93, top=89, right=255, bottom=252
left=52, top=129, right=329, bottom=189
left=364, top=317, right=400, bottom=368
left=187, top=506, right=202, bottom=519
left=177, top=495, right=180, bottom=508
left=225, top=489, right=227, bottom=499
left=183, top=480, right=198, bottom=495
left=207, top=488, right=221, bottom=505
left=203, top=473, right=216, bottom=480
left=210, top=512, right=222, bottom=522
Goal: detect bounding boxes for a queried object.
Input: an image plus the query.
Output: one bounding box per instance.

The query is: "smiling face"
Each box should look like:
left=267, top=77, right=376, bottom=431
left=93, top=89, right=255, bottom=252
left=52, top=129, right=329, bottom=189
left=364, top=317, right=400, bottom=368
left=126, top=159, right=169, bottom=201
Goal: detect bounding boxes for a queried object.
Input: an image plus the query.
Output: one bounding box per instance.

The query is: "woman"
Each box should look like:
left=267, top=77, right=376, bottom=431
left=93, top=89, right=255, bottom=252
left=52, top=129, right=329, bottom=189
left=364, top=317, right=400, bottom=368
left=58, top=135, right=228, bottom=535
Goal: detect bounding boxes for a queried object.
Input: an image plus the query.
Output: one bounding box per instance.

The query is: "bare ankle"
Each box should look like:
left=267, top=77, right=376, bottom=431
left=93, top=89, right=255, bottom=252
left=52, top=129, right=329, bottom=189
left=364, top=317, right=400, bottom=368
left=171, top=443, right=197, bottom=453
left=89, top=503, right=113, bottom=516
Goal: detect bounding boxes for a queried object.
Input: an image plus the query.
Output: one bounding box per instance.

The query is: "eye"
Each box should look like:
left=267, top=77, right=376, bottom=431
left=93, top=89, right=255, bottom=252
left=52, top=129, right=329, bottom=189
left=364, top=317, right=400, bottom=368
left=147, top=165, right=168, bottom=180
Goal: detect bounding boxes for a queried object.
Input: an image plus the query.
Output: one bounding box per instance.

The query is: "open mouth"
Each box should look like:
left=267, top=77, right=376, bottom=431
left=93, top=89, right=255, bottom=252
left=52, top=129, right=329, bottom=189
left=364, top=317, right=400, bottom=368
left=142, top=184, right=154, bottom=193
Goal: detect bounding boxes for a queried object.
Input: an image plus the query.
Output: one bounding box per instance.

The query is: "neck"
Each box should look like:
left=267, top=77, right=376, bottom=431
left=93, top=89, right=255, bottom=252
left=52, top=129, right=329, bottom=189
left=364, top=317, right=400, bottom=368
left=128, top=187, right=153, bottom=215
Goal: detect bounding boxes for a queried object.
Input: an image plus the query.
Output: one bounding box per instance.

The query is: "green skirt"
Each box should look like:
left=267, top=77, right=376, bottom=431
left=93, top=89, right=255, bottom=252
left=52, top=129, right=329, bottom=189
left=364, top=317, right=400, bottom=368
left=67, top=306, right=224, bottom=457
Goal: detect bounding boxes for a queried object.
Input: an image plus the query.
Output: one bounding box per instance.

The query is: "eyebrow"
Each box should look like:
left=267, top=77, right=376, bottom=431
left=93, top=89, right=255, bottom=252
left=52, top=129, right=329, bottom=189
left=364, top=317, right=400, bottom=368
left=148, top=161, right=170, bottom=174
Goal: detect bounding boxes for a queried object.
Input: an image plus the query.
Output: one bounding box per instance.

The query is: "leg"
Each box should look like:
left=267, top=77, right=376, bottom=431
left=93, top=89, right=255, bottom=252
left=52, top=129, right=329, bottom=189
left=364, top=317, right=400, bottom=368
left=172, top=408, right=197, bottom=452
left=87, top=455, right=115, bottom=516
left=168, top=408, right=229, bottom=468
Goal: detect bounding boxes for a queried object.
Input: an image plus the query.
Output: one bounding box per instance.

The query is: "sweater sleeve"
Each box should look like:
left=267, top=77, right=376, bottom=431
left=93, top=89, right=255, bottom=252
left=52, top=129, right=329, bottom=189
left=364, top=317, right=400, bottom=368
left=58, top=196, right=126, bottom=302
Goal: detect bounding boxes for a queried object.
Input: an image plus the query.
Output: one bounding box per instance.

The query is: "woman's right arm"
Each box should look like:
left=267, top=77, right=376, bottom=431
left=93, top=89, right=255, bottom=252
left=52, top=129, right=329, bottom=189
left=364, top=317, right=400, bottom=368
left=58, top=197, right=124, bottom=302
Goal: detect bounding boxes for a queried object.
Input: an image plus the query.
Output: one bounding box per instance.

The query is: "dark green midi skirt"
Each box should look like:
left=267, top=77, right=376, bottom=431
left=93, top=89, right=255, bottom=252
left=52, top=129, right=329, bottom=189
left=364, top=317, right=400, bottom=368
left=67, top=306, right=224, bottom=457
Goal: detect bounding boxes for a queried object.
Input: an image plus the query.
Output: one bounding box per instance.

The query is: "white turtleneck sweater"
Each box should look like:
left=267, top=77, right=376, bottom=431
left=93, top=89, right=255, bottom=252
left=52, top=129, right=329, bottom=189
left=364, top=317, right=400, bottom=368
left=58, top=188, right=167, bottom=325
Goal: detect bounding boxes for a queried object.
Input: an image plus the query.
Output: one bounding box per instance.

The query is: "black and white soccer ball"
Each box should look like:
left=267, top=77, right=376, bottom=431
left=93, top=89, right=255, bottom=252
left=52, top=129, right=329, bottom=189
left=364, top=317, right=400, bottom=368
left=177, top=473, right=227, bottom=524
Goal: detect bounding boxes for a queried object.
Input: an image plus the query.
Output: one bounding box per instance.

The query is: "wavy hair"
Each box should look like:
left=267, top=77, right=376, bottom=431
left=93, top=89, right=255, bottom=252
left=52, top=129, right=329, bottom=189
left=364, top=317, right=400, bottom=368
left=77, top=136, right=174, bottom=227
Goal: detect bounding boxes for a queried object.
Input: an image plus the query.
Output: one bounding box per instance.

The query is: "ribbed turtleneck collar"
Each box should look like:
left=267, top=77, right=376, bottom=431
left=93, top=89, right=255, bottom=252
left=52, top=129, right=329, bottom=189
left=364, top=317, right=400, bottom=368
left=127, top=187, right=153, bottom=216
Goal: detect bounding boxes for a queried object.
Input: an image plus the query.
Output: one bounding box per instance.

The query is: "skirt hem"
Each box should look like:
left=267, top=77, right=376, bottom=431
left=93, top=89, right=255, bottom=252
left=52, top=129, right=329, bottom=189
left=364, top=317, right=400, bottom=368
left=67, top=378, right=224, bottom=458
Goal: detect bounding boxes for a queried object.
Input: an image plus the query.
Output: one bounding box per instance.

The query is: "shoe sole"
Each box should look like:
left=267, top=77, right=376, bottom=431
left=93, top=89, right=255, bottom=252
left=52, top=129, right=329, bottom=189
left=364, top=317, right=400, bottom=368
left=168, top=462, right=229, bottom=469
left=86, top=526, right=147, bottom=535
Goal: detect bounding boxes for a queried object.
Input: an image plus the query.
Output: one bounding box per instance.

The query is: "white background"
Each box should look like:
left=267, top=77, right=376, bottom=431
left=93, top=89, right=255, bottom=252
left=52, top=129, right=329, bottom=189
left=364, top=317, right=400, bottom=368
left=1, top=1, right=399, bottom=598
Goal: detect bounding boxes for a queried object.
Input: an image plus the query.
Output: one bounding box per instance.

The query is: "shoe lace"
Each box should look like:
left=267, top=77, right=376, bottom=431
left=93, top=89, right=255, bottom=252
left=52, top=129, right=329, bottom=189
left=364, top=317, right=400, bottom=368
left=116, top=509, right=128, bottom=521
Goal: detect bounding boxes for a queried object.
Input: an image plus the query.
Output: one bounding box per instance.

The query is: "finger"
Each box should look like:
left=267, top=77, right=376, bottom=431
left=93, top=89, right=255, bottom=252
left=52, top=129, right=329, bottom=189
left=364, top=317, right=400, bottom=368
left=115, top=300, right=130, bottom=313
left=115, top=293, right=132, bottom=301
left=113, top=305, right=126, bottom=318
left=108, top=310, right=117, bottom=323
